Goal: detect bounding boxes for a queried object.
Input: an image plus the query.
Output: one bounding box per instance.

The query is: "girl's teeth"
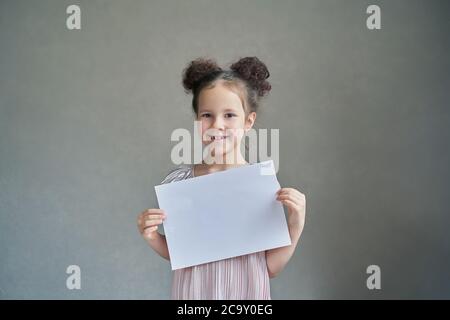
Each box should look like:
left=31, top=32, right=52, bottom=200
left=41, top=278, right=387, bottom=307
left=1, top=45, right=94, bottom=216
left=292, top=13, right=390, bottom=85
left=212, top=136, right=226, bottom=140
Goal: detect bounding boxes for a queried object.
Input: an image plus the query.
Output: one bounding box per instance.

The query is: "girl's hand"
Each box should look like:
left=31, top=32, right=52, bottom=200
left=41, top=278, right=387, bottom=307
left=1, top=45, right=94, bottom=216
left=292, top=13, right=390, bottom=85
left=137, top=209, right=166, bottom=240
left=276, top=188, right=306, bottom=231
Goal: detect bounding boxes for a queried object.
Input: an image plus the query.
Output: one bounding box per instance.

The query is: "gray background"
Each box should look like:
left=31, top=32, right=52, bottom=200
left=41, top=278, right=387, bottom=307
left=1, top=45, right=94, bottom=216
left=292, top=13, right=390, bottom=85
left=0, top=0, right=449, bottom=299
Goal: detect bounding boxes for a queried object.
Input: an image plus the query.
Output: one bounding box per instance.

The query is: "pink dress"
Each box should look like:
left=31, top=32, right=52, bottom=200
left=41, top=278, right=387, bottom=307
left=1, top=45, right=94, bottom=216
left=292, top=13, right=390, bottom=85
left=160, top=165, right=271, bottom=300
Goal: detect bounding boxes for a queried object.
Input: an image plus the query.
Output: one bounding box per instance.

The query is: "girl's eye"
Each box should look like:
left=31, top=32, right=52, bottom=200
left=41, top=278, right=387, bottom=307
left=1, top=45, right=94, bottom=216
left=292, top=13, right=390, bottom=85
left=225, top=113, right=237, bottom=118
left=201, top=114, right=211, bottom=118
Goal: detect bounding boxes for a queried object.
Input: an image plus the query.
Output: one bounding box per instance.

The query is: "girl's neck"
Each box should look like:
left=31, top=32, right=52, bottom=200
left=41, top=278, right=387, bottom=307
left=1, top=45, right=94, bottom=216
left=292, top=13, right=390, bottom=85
left=195, top=154, right=248, bottom=175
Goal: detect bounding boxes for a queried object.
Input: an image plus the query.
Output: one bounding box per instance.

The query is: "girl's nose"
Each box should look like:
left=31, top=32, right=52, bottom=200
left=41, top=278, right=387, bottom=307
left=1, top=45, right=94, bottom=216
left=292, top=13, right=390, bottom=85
left=212, top=117, right=225, bottom=129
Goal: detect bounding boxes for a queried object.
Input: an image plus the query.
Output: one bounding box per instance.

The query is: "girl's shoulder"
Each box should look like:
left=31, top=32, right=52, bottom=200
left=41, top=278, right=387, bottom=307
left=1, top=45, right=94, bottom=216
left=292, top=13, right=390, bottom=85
left=160, top=164, right=194, bottom=184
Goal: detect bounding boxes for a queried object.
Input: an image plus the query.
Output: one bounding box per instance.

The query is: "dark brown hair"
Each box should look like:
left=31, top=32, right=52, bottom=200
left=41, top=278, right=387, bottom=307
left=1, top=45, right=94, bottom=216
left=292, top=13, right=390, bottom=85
left=182, top=57, right=271, bottom=116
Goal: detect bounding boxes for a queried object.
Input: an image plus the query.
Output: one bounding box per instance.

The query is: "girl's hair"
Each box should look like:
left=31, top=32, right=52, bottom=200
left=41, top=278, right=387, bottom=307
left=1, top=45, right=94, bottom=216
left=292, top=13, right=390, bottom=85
left=182, top=57, right=271, bottom=116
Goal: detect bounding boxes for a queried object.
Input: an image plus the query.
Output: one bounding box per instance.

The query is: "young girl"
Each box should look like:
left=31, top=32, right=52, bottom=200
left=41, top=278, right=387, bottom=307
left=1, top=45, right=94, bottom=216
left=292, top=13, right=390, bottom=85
left=137, top=57, right=306, bottom=299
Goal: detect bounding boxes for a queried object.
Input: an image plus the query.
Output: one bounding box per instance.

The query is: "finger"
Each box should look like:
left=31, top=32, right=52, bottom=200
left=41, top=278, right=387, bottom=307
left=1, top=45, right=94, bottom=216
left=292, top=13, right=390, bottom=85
left=142, top=209, right=165, bottom=215
left=278, top=187, right=300, bottom=196
left=291, top=189, right=305, bottom=200
left=276, top=194, right=301, bottom=205
left=144, top=219, right=163, bottom=227
left=278, top=187, right=303, bottom=195
left=138, top=215, right=161, bottom=227
left=139, top=215, right=164, bottom=232
left=143, top=213, right=166, bottom=221
left=277, top=188, right=293, bottom=196
left=278, top=189, right=304, bottom=202
left=278, top=197, right=301, bottom=210
left=280, top=199, right=299, bottom=211
left=143, top=226, right=158, bottom=239
left=143, top=225, right=158, bottom=234
left=144, top=214, right=166, bottom=220
left=138, top=211, right=164, bottom=223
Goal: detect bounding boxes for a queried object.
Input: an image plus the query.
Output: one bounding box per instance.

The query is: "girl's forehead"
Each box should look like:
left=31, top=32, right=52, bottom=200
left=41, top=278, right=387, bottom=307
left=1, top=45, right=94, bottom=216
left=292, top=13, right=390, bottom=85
left=198, top=85, right=244, bottom=111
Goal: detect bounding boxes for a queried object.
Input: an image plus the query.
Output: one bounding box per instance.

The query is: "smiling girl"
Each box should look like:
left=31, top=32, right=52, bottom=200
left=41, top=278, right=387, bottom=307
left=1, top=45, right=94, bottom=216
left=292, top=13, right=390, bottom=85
left=137, top=57, right=306, bottom=299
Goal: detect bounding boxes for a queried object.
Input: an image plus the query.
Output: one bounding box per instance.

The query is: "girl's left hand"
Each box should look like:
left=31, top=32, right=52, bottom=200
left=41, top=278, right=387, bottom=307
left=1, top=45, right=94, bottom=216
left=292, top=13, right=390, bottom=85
left=276, top=187, right=306, bottom=231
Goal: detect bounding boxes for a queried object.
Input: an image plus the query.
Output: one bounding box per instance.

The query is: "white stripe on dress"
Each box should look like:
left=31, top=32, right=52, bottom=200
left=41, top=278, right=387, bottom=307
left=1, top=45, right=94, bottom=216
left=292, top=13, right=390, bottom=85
left=160, top=165, right=271, bottom=300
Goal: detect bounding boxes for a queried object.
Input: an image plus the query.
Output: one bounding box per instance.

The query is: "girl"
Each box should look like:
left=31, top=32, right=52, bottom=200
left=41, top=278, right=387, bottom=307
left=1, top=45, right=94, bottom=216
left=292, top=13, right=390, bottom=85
left=137, top=57, right=306, bottom=299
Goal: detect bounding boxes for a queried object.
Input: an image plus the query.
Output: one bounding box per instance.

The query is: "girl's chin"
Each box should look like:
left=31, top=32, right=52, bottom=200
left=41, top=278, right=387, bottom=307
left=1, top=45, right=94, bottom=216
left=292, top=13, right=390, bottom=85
left=203, top=143, right=239, bottom=157
left=210, top=147, right=232, bottom=156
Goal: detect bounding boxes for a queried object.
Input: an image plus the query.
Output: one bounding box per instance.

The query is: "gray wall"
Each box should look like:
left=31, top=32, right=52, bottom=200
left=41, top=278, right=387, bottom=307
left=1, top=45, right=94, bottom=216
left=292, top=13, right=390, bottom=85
left=1, top=0, right=449, bottom=299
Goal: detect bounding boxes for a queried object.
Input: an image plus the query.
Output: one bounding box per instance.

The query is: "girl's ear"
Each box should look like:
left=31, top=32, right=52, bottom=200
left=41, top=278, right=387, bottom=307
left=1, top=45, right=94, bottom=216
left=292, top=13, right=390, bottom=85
left=245, top=112, right=257, bottom=132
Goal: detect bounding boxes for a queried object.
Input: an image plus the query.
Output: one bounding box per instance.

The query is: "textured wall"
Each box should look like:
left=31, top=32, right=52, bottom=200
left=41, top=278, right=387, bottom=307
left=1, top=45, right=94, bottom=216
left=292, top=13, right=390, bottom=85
left=0, top=0, right=449, bottom=299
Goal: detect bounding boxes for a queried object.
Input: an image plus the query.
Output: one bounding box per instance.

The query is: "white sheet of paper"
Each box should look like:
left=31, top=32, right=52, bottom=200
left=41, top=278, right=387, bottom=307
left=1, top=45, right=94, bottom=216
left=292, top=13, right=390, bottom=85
left=154, top=160, right=292, bottom=270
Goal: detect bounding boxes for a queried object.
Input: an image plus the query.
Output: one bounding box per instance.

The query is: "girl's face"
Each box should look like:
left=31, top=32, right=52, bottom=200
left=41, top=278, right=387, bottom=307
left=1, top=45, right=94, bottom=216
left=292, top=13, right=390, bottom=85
left=197, top=81, right=256, bottom=162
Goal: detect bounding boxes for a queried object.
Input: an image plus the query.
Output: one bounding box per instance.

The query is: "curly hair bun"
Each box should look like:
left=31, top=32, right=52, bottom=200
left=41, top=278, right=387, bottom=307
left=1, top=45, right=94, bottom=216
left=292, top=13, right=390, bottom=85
left=182, top=58, right=222, bottom=92
left=230, top=56, right=271, bottom=97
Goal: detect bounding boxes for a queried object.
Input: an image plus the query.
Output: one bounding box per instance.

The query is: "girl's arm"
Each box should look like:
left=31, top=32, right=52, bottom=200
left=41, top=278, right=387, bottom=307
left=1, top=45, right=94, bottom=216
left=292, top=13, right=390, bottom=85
left=266, top=188, right=306, bottom=278
left=147, top=233, right=170, bottom=261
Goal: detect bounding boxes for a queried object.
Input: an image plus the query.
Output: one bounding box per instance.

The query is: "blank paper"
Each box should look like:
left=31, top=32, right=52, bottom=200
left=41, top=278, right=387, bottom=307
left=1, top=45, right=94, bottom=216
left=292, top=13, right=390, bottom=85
left=154, top=160, right=292, bottom=270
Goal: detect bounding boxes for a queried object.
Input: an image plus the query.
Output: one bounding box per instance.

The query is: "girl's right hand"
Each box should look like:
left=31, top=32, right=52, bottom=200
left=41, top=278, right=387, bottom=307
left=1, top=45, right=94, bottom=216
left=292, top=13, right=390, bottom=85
left=137, top=209, right=166, bottom=240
